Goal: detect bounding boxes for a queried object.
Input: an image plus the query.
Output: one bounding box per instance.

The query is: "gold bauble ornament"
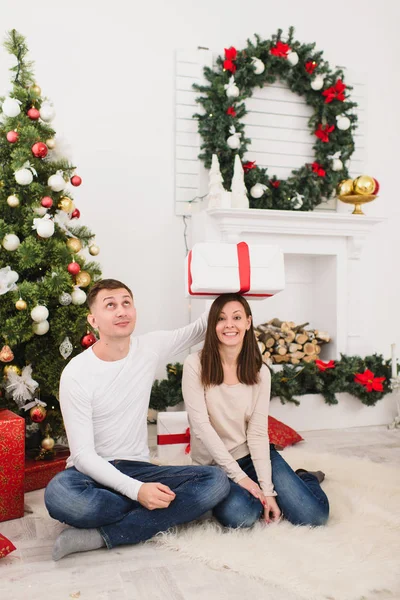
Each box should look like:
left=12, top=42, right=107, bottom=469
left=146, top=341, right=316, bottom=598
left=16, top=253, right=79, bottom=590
left=58, top=197, right=75, bottom=213
left=3, top=364, right=21, bottom=377
left=15, top=298, right=27, bottom=311
left=46, top=138, right=56, bottom=149
left=353, top=175, right=375, bottom=196
left=41, top=435, right=55, bottom=451
left=7, top=194, right=19, bottom=208
left=66, top=238, right=82, bottom=253
left=0, top=180, right=4, bottom=189
left=337, top=179, right=354, bottom=197
left=89, top=244, right=100, bottom=256
left=75, top=271, right=91, bottom=287
left=31, top=83, right=41, bottom=96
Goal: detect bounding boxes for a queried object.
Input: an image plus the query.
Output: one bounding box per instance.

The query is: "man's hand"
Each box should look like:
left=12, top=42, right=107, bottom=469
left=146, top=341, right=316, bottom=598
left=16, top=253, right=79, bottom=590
left=263, top=496, right=281, bottom=524
left=237, top=476, right=264, bottom=502
left=137, top=482, right=176, bottom=510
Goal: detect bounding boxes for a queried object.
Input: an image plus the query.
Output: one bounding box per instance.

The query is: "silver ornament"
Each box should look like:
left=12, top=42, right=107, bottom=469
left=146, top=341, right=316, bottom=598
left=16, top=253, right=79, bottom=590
left=59, top=292, right=72, bottom=306
left=59, top=337, right=73, bottom=359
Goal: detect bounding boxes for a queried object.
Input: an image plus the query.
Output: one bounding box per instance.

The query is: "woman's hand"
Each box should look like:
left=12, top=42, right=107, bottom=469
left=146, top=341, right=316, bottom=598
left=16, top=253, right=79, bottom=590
left=237, top=476, right=265, bottom=502
left=263, top=496, right=281, bottom=524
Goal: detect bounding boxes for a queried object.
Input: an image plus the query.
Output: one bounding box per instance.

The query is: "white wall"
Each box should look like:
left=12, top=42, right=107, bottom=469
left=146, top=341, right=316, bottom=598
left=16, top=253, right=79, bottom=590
left=2, top=0, right=400, bottom=376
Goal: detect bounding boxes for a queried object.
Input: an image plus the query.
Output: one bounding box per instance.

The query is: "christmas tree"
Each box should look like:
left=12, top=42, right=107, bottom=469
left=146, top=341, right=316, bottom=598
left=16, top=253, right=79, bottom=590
left=0, top=30, right=101, bottom=457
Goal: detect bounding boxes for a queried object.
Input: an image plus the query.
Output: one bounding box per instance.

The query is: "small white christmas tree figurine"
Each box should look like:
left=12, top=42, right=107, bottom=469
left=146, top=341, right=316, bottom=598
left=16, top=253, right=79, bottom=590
left=231, top=154, right=249, bottom=209
left=207, top=154, right=230, bottom=209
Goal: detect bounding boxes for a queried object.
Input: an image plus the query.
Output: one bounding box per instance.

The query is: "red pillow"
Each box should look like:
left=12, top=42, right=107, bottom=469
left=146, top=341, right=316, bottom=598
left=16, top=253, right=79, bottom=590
left=268, top=416, right=303, bottom=449
left=0, top=534, right=16, bottom=559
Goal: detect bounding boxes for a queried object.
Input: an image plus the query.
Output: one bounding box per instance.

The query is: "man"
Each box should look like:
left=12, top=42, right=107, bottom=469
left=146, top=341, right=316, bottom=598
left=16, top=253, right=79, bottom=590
left=45, top=279, right=230, bottom=560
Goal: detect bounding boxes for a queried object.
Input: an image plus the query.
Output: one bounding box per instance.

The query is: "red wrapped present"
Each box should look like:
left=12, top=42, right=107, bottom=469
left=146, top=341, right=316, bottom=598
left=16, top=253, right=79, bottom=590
left=0, top=409, right=25, bottom=523
left=268, top=416, right=303, bottom=449
left=0, top=533, right=16, bottom=558
left=24, top=446, right=69, bottom=492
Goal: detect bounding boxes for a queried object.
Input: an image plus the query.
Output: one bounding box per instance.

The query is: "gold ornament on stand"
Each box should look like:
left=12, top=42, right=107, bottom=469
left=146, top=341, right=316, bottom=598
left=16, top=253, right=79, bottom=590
left=89, top=244, right=100, bottom=256
left=337, top=174, right=378, bottom=215
left=353, top=175, right=375, bottom=195
left=75, top=271, right=91, bottom=287
left=46, top=138, right=56, bottom=149
left=15, top=298, right=27, bottom=311
left=66, top=238, right=82, bottom=253
left=58, top=197, right=75, bottom=213
left=337, top=179, right=354, bottom=197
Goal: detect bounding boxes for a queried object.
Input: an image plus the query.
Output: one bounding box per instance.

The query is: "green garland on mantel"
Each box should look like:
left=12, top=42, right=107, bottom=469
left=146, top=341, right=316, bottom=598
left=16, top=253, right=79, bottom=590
left=150, top=354, right=394, bottom=412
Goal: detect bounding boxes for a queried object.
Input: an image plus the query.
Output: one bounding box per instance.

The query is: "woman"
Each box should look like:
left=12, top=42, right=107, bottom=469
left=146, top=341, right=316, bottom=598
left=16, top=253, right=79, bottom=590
left=182, top=293, right=329, bottom=528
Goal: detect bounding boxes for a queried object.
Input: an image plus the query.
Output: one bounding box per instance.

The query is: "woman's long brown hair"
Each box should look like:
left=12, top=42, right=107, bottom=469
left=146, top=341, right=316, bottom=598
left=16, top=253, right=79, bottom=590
left=200, top=294, right=262, bottom=387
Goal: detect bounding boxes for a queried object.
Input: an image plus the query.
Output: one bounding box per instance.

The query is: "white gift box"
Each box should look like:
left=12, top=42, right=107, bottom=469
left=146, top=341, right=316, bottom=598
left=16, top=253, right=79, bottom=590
left=157, top=411, right=191, bottom=461
left=186, top=241, right=285, bottom=299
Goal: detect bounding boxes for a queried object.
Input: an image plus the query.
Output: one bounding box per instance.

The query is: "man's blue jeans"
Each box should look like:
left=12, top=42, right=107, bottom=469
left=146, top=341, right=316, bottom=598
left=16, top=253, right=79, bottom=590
left=213, top=445, right=329, bottom=528
left=45, top=461, right=230, bottom=549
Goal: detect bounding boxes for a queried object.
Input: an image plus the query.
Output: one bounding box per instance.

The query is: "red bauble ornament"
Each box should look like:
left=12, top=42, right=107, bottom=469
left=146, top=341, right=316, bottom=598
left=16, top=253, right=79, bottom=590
left=41, top=196, right=53, bottom=208
left=373, top=178, right=380, bottom=195
left=71, top=208, right=80, bottom=219
left=81, top=332, right=97, bottom=349
left=67, top=261, right=81, bottom=275
left=6, top=130, right=19, bottom=143
left=30, top=405, right=47, bottom=423
left=71, top=175, right=82, bottom=186
left=32, top=142, right=48, bottom=158
left=27, top=107, right=40, bottom=120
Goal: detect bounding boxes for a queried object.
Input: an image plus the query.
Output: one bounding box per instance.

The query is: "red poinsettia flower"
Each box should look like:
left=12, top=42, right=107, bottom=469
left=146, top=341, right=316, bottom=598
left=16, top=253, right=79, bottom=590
left=305, top=61, right=317, bottom=74
left=223, top=59, right=236, bottom=73
left=315, top=359, right=335, bottom=372
left=322, top=79, right=346, bottom=103
left=226, top=106, right=237, bottom=117
left=243, top=161, right=256, bottom=172
left=311, top=162, right=326, bottom=177
left=315, top=123, right=335, bottom=143
left=270, top=41, right=290, bottom=58
left=354, top=369, right=386, bottom=392
left=225, top=47, right=237, bottom=61
left=270, top=180, right=280, bottom=188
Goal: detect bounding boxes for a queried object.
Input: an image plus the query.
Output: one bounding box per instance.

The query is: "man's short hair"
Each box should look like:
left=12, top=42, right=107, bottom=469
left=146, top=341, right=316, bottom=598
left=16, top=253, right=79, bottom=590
left=87, top=279, right=133, bottom=310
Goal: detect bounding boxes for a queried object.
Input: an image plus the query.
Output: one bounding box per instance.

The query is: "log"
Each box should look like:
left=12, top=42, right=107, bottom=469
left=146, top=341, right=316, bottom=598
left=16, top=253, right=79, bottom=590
left=289, top=343, right=302, bottom=353
left=303, top=343, right=315, bottom=355
left=290, top=351, right=305, bottom=360
left=290, top=358, right=301, bottom=365
left=272, top=354, right=290, bottom=363
left=295, top=333, right=308, bottom=345
left=293, top=322, right=309, bottom=333
left=285, top=330, right=296, bottom=343
left=314, top=345, right=321, bottom=354
left=315, top=330, right=331, bottom=342
left=303, top=354, right=317, bottom=363
left=276, top=346, right=288, bottom=356
left=257, top=341, right=266, bottom=354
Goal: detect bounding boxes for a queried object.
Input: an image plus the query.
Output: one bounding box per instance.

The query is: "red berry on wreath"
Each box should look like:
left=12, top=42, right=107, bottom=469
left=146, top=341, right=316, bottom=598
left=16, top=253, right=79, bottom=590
left=71, top=208, right=80, bottom=219
left=27, top=107, right=40, bottom=120
left=71, top=175, right=82, bottom=186
left=6, top=130, right=19, bottom=143
left=32, top=142, right=48, bottom=158
left=68, top=261, right=81, bottom=275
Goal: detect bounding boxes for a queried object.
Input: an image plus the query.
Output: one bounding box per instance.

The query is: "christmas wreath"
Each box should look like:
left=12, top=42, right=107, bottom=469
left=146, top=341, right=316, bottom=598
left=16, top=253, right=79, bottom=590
left=193, top=27, right=358, bottom=211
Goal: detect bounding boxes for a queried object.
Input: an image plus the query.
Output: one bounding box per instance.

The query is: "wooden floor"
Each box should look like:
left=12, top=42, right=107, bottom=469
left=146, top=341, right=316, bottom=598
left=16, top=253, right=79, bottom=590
left=1, top=425, right=399, bottom=600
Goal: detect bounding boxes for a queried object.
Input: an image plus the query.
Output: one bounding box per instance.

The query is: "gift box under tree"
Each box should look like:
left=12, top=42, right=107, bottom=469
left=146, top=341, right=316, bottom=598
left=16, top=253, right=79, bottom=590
left=157, top=411, right=191, bottom=461
left=24, top=445, right=69, bottom=493
left=0, top=409, right=25, bottom=522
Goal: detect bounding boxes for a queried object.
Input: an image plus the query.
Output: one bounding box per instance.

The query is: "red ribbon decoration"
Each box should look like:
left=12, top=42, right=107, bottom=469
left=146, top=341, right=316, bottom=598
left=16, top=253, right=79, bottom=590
left=157, top=427, right=191, bottom=454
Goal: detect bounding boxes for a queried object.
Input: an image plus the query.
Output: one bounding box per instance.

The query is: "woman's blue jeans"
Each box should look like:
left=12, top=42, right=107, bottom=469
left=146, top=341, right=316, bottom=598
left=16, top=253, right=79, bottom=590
left=45, top=461, right=230, bottom=549
left=213, top=445, right=329, bottom=528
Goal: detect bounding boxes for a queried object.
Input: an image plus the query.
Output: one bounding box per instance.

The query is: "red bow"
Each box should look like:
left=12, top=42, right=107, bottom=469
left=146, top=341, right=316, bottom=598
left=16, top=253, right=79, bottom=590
left=226, top=106, right=237, bottom=117
left=305, top=61, right=317, bottom=74
left=354, top=369, right=386, bottom=392
left=322, top=79, right=346, bottom=103
left=243, top=161, right=256, bottom=172
left=315, top=123, right=335, bottom=143
left=270, top=179, right=280, bottom=188
left=224, top=47, right=237, bottom=73
left=157, top=427, right=191, bottom=454
left=311, top=162, right=326, bottom=177
left=315, top=359, right=335, bottom=372
left=270, top=41, right=290, bottom=58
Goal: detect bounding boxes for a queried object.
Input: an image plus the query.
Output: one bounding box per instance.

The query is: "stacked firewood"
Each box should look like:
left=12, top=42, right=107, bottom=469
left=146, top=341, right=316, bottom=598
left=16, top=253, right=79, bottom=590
left=255, top=318, right=330, bottom=365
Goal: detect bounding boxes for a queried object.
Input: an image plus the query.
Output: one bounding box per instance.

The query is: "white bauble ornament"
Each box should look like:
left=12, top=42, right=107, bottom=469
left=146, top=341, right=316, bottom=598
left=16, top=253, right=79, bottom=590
left=32, top=320, right=49, bottom=335
left=2, top=234, right=20, bottom=251
left=2, top=97, right=21, bottom=117
left=251, top=57, right=265, bottom=74
left=59, top=292, right=72, bottom=306
left=59, top=337, right=73, bottom=359
left=15, top=168, right=33, bottom=185
left=7, top=195, right=19, bottom=207
left=71, top=287, right=87, bottom=305
left=224, top=76, right=240, bottom=99
left=250, top=183, right=267, bottom=199
left=34, top=218, right=54, bottom=239
left=33, top=206, right=48, bottom=217
left=48, top=172, right=66, bottom=192
left=336, top=116, right=350, bottom=131
left=227, top=135, right=241, bottom=150
left=332, top=158, right=343, bottom=171
left=291, top=192, right=304, bottom=209
left=31, top=305, right=49, bottom=323
left=39, top=103, right=55, bottom=122
left=6, top=269, right=19, bottom=285
left=287, top=51, right=299, bottom=66
left=311, top=75, right=325, bottom=91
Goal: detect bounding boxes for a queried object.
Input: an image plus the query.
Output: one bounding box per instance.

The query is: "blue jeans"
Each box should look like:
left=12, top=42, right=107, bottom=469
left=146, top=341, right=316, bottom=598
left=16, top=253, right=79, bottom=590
left=213, top=445, right=329, bottom=528
left=45, top=460, right=230, bottom=549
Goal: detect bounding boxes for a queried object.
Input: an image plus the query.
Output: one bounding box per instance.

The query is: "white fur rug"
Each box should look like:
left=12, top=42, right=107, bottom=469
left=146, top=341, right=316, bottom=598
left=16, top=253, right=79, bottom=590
left=154, top=447, right=400, bottom=600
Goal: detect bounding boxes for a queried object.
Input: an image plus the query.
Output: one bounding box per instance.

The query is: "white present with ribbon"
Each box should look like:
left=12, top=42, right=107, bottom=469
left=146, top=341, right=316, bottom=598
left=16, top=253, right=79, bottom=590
left=157, top=411, right=190, bottom=461
left=185, top=241, right=285, bottom=299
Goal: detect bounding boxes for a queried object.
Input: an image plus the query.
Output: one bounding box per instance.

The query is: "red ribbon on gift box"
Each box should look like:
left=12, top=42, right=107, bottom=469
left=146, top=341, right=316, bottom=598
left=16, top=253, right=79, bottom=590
left=157, top=427, right=191, bottom=454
